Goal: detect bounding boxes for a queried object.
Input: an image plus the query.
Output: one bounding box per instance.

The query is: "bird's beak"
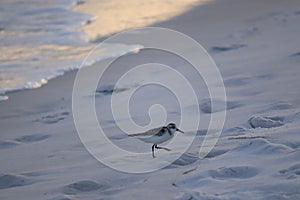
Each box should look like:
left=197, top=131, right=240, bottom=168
left=176, top=128, right=184, bottom=134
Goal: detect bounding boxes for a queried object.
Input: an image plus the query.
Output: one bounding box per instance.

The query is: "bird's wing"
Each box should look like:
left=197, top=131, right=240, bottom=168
left=128, top=126, right=163, bottom=137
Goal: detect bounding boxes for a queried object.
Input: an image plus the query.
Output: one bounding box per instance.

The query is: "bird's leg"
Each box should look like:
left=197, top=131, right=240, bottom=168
left=152, top=144, right=156, bottom=158
left=155, top=144, right=171, bottom=151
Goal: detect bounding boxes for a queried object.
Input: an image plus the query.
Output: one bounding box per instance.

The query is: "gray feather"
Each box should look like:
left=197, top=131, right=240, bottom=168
left=128, top=126, right=164, bottom=137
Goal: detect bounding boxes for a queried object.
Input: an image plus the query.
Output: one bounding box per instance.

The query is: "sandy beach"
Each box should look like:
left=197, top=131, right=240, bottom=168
left=1, top=0, right=300, bottom=199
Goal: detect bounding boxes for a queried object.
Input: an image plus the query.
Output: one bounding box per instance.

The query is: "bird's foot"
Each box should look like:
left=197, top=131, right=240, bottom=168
left=156, top=146, right=171, bottom=151
left=152, top=153, right=156, bottom=158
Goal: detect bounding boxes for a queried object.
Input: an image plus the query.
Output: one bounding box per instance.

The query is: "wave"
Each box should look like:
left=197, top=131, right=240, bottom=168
left=0, top=0, right=143, bottom=101
left=0, top=43, right=143, bottom=101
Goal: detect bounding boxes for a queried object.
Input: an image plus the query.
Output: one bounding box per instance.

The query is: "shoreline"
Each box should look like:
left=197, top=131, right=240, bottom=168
left=0, top=0, right=212, bottom=103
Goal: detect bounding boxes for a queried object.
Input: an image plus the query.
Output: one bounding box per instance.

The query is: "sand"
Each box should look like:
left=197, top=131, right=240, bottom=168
left=73, top=0, right=208, bottom=41
left=1, top=0, right=300, bottom=199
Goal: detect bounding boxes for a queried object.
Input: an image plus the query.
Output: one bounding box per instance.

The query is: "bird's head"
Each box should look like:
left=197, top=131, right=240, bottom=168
left=167, top=123, right=184, bottom=134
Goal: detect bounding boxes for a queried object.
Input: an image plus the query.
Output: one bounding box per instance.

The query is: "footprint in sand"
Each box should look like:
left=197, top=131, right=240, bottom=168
left=279, top=163, right=300, bottom=179
left=73, top=0, right=85, bottom=6
left=0, top=140, right=20, bottom=149
left=62, top=180, right=109, bottom=195
left=36, top=111, right=69, bottom=124
left=290, top=52, right=300, bottom=57
left=248, top=116, right=284, bottom=129
left=209, top=166, right=258, bottom=180
left=15, top=134, right=50, bottom=143
left=249, top=111, right=300, bottom=129
left=0, top=174, right=34, bottom=190
left=95, top=84, right=130, bottom=96
left=210, top=44, right=247, bottom=53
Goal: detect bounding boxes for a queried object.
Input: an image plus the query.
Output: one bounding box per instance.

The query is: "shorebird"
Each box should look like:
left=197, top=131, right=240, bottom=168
left=129, top=123, right=184, bottom=158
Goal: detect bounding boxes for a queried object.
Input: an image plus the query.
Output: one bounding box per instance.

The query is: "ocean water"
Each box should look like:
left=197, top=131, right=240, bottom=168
left=0, top=0, right=142, bottom=101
